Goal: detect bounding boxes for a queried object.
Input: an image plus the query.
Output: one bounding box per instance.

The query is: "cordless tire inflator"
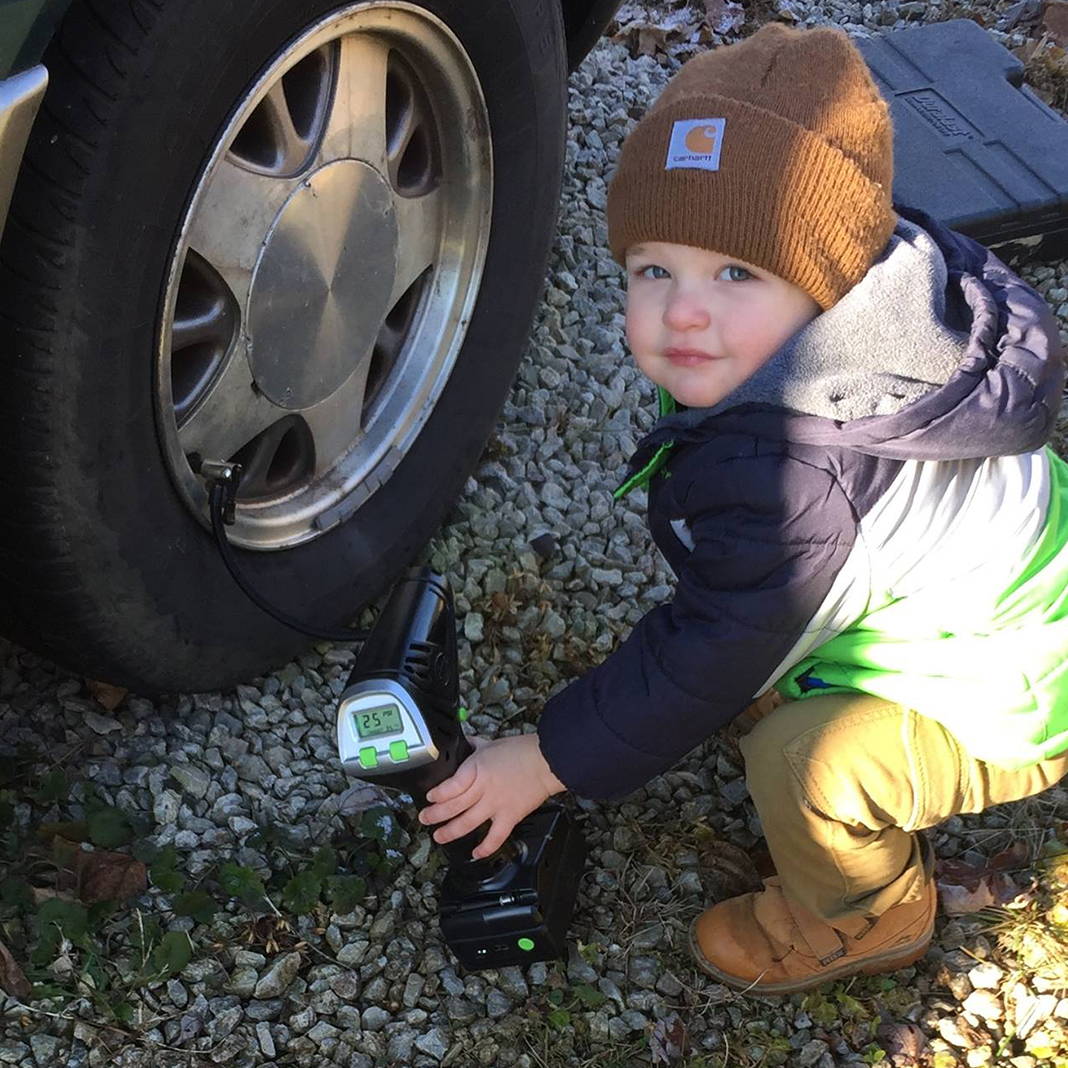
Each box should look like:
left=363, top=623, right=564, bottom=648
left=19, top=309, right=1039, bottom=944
left=335, top=568, right=587, bottom=970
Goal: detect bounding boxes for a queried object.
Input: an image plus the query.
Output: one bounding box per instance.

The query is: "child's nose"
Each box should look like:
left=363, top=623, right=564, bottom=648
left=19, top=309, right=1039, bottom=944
left=663, top=293, right=711, bottom=331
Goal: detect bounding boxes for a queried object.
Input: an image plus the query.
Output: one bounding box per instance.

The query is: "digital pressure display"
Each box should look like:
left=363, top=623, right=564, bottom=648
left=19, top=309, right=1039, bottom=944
left=338, top=679, right=436, bottom=775
left=354, top=703, right=403, bottom=739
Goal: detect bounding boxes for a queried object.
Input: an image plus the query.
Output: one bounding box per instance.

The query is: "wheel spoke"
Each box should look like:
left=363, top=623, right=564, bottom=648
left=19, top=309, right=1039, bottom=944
left=302, top=350, right=375, bottom=477
left=231, top=416, right=313, bottom=498
left=178, top=349, right=281, bottom=464
left=319, top=33, right=390, bottom=169
left=185, top=156, right=297, bottom=310
left=259, top=80, right=313, bottom=173
left=390, top=186, right=441, bottom=307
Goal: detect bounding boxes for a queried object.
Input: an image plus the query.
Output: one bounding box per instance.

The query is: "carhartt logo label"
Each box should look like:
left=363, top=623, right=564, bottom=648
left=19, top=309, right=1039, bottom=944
left=685, top=126, right=717, bottom=153
left=666, top=118, right=726, bottom=172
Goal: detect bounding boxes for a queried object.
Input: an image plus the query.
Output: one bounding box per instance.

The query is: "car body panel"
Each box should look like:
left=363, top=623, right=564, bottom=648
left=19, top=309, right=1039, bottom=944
left=0, top=0, right=66, bottom=79
left=0, top=62, right=44, bottom=243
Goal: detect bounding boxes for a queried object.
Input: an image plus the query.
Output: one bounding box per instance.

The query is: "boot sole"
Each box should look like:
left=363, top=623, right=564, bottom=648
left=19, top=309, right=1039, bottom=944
left=687, top=913, right=935, bottom=996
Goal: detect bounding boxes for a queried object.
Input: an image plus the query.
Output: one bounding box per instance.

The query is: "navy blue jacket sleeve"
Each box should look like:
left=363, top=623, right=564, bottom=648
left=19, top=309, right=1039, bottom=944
left=537, top=450, right=857, bottom=799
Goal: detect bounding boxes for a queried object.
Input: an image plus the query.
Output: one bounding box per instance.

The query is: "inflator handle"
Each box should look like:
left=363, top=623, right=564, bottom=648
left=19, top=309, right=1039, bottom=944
left=345, top=569, right=518, bottom=880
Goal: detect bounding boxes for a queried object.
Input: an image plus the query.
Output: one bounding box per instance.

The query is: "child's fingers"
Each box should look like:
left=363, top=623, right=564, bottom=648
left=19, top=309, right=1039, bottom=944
left=419, top=785, right=480, bottom=827
left=470, top=816, right=515, bottom=860
left=431, top=801, right=492, bottom=845
left=425, top=757, right=477, bottom=804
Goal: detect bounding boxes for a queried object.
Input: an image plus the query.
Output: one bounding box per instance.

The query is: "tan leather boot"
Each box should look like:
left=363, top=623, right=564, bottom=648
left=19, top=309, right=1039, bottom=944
left=689, top=875, right=936, bottom=995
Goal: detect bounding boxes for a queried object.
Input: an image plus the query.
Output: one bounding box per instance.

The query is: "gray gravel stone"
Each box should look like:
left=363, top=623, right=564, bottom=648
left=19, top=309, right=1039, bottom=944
left=209, top=1006, right=243, bottom=1041
left=255, top=1022, right=276, bottom=1059
left=253, top=953, right=302, bottom=999
left=29, top=1035, right=60, bottom=1067
left=415, top=1027, right=449, bottom=1061
left=84, top=710, right=121, bottom=734
left=246, top=999, right=284, bottom=1022
left=962, top=989, right=1004, bottom=1021
left=486, top=989, right=512, bottom=1018
left=799, top=1039, right=830, bottom=1066
left=402, top=973, right=425, bottom=1008
left=361, top=1006, right=390, bottom=1031
left=227, top=967, right=259, bottom=998
left=969, top=962, right=1005, bottom=989
left=171, top=763, right=211, bottom=798
left=153, top=788, right=181, bottom=825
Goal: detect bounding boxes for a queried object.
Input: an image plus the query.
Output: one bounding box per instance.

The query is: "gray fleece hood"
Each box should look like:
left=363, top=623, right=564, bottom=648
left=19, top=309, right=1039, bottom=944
left=648, top=206, right=1065, bottom=463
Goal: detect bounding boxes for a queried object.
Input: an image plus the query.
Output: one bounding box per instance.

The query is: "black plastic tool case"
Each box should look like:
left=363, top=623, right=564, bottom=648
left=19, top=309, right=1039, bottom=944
left=856, top=18, right=1068, bottom=246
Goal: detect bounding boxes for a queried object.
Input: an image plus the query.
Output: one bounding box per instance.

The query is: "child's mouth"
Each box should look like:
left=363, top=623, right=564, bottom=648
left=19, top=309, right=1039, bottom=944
left=665, top=347, right=720, bottom=367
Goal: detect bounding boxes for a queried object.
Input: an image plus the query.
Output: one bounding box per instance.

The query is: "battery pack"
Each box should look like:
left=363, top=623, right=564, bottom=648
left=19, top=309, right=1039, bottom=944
left=439, top=803, right=587, bottom=970
left=856, top=18, right=1068, bottom=246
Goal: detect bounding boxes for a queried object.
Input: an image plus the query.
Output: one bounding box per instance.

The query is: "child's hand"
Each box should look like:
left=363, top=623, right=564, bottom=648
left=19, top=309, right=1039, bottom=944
left=418, top=734, right=566, bottom=859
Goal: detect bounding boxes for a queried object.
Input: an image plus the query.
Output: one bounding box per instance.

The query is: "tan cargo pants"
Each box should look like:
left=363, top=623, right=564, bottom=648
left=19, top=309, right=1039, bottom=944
left=739, top=692, right=1068, bottom=926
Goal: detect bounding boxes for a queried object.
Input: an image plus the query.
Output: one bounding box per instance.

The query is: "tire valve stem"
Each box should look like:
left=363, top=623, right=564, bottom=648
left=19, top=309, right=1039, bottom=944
left=196, top=457, right=244, bottom=526
left=195, top=455, right=367, bottom=644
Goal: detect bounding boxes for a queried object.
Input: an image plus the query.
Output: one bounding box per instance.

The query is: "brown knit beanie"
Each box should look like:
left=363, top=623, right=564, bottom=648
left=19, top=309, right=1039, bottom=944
left=606, top=23, right=896, bottom=309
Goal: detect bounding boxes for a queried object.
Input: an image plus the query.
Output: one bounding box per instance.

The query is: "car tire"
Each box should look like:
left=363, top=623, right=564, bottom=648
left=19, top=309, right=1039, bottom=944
left=0, top=0, right=567, bottom=692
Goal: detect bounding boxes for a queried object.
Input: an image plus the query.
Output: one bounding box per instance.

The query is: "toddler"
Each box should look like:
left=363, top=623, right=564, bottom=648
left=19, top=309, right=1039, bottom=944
left=420, top=23, right=1068, bottom=993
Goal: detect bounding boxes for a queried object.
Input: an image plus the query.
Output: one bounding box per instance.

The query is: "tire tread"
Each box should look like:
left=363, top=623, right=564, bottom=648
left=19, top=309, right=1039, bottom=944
left=0, top=0, right=164, bottom=661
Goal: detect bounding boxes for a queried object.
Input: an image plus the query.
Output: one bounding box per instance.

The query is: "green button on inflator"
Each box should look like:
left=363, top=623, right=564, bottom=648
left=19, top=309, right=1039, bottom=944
left=389, top=740, right=408, bottom=763
left=457, top=706, right=469, bottom=722
left=517, top=937, right=535, bottom=952
left=358, top=746, right=378, bottom=769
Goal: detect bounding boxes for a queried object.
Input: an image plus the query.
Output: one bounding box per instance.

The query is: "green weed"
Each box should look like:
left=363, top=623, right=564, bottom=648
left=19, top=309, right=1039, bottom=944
left=0, top=747, right=401, bottom=1041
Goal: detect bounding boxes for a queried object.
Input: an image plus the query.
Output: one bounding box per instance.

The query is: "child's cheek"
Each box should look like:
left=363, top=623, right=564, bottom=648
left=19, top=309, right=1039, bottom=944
left=623, top=301, right=637, bottom=350
left=624, top=296, right=653, bottom=359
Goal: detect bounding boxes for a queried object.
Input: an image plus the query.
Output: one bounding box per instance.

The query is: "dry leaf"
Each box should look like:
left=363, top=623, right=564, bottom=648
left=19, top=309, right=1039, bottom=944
left=650, top=1013, right=689, bottom=1065
left=73, top=849, right=147, bottom=904
left=86, top=678, right=128, bottom=711
left=702, top=0, right=745, bottom=35
left=936, top=843, right=1033, bottom=914
left=0, top=938, right=31, bottom=999
left=636, top=25, right=669, bottom=56
left=694, top=827, right=764, bottom=900
left=939, top=878, right=998, bottom=915
left=1043, top=0, right=1068, bottom=47
left=989, top=840, right=1032, bottom=870
left=610, top=5, right=701, bottom=58
left=877, top=1020, right=931, bottom=1066
left=51, top=837, right=147, bottom=904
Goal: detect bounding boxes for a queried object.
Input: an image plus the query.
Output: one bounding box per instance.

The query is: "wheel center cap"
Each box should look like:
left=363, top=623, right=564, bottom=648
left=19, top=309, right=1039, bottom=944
left=249, top=159, right=397, bottom=410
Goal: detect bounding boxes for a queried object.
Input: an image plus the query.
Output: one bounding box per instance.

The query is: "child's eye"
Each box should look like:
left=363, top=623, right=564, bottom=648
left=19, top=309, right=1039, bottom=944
left=719, top=264, right=752, bottom=282
left=633, top=264, right=669, bottom=280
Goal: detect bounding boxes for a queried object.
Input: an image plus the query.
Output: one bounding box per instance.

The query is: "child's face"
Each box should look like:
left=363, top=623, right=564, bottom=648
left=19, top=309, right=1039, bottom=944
left=624, top=241, right=821, bottom=408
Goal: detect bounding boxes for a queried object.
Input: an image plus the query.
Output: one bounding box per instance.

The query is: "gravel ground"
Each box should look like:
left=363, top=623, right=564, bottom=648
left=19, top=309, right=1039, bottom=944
left=3, top=2, right=1068, bottom=1066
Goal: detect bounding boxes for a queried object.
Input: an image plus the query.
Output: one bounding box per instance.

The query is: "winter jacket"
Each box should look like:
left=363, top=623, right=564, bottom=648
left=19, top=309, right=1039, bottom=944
left=537, top=207, right=1068, bottom=801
